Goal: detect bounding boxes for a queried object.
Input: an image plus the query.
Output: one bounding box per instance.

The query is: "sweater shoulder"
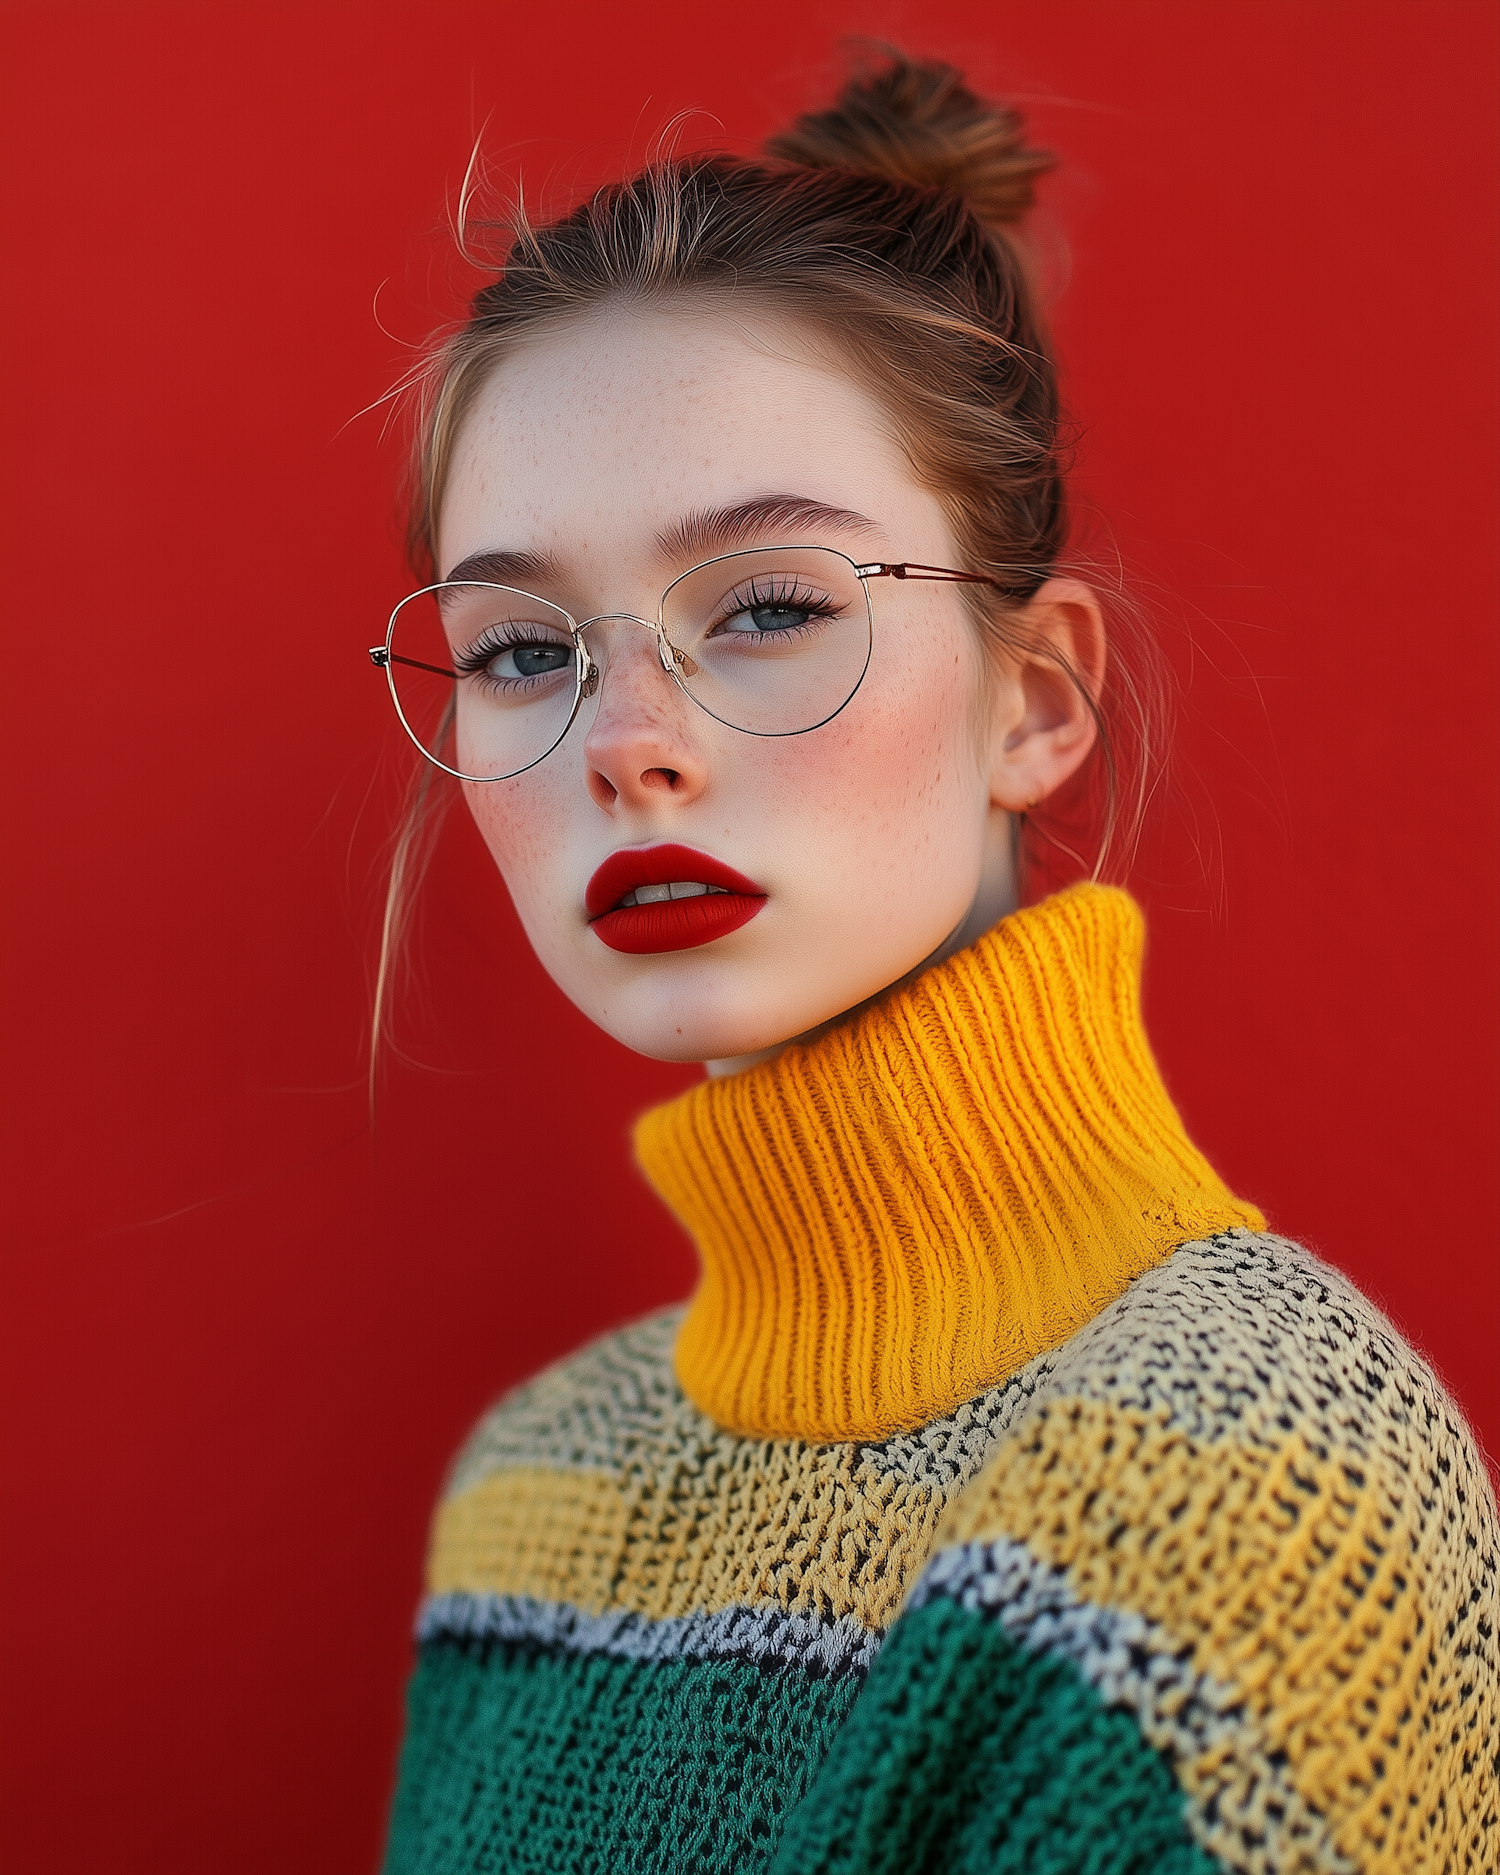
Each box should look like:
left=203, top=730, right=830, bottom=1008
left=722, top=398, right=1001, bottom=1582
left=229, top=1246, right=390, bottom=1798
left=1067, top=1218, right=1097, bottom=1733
left=1030, top=1223, right=1477, bottom=1451
left=940, top=1222, right=1498, bottom=1589
left=424, top=1303, right=1059, bottom=1647
left=444, top=1306, right=688, bottom=1497
left=445, top=1301, right=1064, bottom=1505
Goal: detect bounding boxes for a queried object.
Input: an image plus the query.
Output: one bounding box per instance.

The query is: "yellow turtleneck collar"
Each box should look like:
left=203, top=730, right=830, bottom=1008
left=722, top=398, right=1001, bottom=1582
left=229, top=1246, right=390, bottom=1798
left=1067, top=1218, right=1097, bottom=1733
left=634, top=883, right=1263, bottom=1445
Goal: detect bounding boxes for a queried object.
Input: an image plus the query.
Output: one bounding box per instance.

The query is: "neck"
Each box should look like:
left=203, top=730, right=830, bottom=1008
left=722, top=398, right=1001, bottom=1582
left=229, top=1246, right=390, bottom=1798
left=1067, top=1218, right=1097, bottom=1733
left=636, top=884, right=1262, bottom=1443
left=705, top=806, right=1020, bottom=1081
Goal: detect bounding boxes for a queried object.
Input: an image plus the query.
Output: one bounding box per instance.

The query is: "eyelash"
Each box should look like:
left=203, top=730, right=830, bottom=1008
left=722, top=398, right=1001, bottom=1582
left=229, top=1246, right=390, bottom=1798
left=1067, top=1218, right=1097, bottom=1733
left=708, top=577, right=844, bottom=632
left=450, top=577, right=841, bottom=673
left=452, top=623, right=568, bottom=676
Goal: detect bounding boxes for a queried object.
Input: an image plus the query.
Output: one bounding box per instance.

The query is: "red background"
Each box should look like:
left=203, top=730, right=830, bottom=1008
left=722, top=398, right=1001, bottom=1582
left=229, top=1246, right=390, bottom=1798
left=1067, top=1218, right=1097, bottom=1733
left=3, top=3, right=1496, bottom=1869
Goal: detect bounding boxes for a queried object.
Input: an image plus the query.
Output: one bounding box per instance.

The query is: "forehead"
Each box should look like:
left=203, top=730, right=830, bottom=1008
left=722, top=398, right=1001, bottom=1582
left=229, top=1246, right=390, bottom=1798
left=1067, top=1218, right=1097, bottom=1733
left=436, top=302, right=935, bottom=578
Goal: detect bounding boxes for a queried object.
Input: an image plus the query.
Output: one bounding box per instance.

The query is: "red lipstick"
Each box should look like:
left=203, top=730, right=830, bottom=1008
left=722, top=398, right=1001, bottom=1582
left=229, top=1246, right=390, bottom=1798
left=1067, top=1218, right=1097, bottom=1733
left=586, top=843, right=767, bottom=955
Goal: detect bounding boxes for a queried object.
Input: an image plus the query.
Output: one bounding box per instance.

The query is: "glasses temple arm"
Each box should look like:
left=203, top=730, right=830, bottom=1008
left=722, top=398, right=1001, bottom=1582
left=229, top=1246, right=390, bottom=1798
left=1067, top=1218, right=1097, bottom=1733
left=855, top=563, right=1009, bottom=590
left=370, top=647, right=458, bottom=681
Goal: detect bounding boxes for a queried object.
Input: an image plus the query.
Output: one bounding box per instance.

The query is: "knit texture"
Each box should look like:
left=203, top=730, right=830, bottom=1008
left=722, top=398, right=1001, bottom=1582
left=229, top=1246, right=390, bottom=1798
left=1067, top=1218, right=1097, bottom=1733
left=637, top=883, right=1263, bottom=1441
left=772, top=1234, right=1499, bottom=1874
left=383, top=889, right=1498, bottom=1874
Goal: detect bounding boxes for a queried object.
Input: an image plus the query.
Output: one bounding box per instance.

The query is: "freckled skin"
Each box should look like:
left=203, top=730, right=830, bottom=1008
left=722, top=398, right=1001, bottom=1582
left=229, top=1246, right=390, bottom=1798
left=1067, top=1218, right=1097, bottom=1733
left=437, top=304, right=1100, bottom=1065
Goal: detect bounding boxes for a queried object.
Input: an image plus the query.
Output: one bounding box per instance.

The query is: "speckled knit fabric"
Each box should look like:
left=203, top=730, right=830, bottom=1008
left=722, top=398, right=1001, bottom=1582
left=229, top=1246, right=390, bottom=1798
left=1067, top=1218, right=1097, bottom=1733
left=382, top=891, right=1498, bottom=1874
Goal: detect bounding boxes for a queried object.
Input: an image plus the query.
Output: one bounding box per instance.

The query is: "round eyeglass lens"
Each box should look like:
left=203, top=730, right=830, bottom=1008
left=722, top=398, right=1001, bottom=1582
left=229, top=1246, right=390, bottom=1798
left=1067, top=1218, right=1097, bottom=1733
left=660, top=547, right=873, bottom=736
left=385, top=581, right=582, bottom=780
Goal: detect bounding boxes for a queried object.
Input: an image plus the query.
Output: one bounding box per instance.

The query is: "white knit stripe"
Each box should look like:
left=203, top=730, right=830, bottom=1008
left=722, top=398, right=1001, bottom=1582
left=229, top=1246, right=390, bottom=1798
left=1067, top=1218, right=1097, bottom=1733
left=445, top=1304, right=1057, bottom=1501
left=416, top=1590, right=882, bottom=1681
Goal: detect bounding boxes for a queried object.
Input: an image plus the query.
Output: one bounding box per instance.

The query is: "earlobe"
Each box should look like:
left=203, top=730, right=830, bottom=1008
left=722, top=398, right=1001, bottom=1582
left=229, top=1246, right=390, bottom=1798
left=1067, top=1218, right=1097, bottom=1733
left=985, top=578, right=1106, bottom=812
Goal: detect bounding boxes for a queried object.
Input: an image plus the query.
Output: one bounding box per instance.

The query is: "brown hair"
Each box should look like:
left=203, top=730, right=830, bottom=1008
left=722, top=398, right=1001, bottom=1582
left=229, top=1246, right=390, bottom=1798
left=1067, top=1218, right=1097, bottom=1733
left=374, top=48, right=1168, bottom=1074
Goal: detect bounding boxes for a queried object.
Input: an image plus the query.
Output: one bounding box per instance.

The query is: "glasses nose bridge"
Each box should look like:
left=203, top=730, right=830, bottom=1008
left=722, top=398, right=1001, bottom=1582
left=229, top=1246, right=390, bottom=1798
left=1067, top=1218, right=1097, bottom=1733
left=574, top=609, right=679, bottom=689
left=574, top=609, right=662, bottom=637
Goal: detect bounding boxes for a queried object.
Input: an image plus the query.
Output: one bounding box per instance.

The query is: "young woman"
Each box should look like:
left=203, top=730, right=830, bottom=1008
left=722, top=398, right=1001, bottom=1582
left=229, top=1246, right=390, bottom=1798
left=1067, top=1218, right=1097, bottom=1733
left=370, top=52, right=1496, bottom=1875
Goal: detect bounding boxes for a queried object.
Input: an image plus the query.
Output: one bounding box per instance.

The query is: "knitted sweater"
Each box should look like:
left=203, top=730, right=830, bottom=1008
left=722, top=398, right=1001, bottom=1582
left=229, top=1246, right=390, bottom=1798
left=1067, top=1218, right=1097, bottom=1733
left=382, top=885, right=1498, bottom=1874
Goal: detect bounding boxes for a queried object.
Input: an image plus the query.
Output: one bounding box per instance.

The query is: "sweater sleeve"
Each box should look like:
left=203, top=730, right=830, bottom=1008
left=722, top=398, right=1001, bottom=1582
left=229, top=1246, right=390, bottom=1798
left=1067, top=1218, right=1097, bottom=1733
left=769, top=1233, right=1499, bottom=1875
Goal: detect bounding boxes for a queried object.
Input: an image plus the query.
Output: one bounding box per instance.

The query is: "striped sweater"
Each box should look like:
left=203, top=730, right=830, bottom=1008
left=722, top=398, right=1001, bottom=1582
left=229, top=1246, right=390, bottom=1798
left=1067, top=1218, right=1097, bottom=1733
left=383, top=886, right=1497, bottom=1874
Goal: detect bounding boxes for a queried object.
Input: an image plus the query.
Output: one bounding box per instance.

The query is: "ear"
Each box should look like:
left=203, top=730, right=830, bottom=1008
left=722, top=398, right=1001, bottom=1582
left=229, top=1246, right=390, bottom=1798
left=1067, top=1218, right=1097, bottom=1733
left=983, top=578, right=1106, bottom=811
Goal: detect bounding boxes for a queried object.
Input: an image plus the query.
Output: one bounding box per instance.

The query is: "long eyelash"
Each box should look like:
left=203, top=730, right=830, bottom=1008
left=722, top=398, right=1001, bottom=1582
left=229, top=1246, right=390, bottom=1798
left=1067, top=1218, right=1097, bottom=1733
left=452, top=622, right=562, bottom=674
left=744, top=577, right=824, bottom=606
left=717, top=577, right=843, bottom=623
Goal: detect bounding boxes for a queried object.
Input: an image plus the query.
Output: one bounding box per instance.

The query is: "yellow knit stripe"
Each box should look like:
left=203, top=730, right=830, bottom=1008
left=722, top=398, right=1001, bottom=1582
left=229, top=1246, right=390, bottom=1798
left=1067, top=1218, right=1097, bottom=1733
left=428, top=1457, right=946, bottom=1632
left=637, top=885, right=1262, bottom=1443
left=428, top=1468, right=629, bottom=1610
left=936, top=1397, right=1497, bottom=1875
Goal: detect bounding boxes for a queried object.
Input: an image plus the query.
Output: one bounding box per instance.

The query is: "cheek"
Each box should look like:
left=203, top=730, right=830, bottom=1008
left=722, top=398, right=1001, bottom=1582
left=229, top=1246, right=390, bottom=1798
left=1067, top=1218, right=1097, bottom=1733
left=850, top=631, right=979, bottom=801
left=767, top=631, right=984, bottom=878
left=461, top=773, right=570, bottom=908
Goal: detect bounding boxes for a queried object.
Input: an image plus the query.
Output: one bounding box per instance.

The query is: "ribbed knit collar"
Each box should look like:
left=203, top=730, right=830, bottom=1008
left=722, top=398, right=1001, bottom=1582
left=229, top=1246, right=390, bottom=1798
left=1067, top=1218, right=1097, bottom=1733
left=634, top=884, right=1262, bottom=1444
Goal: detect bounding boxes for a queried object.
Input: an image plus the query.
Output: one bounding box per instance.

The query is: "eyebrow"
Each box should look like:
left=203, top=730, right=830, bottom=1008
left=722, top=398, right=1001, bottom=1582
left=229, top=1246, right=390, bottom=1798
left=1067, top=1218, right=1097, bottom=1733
left=657, top=495, right=886, bottom=563
left=443, top=546, right=561, bottom=586
left=441, top=494, right=885, bottom=590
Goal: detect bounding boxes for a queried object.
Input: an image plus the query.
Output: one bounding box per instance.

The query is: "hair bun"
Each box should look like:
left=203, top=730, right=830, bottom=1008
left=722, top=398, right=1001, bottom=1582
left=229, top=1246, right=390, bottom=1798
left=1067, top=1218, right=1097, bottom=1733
left=765, top=47, right=1053, bottom=229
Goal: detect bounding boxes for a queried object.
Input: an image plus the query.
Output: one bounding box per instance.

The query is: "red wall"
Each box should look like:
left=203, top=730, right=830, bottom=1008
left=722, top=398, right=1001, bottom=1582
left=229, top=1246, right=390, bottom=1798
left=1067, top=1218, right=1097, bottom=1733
left=3, top=4, right=1496, bottom=1869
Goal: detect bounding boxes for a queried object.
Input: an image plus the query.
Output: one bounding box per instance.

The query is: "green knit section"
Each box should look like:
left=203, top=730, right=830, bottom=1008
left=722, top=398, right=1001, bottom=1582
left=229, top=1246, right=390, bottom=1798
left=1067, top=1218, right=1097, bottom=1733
left=769, top=1597, right=1221, bottom=1875
left=381, top=1639, right=863, bottom=1874
left=384, top=1603, right=1219, bottom=1874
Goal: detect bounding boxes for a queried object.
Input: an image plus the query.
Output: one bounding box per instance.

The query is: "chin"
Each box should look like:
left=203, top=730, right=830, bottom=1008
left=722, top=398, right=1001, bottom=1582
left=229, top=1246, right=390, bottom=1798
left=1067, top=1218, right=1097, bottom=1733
left=574, top=956, right=813, bottom=1066
left=603, top=999, right=796, bottom=1067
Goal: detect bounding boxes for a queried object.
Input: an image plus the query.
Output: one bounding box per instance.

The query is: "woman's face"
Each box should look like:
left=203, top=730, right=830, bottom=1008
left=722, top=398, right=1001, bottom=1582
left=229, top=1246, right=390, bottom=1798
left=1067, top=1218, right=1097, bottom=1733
left=436, top=303, right=1042, bottom=1065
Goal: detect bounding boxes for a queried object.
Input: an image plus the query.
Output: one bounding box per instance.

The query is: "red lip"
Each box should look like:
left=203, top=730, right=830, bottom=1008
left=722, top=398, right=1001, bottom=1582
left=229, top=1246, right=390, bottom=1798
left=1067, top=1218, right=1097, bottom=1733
left=586, top=843, right=767, bottom=955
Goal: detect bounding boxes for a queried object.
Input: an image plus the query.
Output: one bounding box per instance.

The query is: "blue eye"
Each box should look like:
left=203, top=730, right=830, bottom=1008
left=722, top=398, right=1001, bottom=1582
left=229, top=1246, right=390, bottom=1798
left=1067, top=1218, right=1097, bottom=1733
left=457, top=627, right=575, bottom=685
left=724, top=601, right=818, bottom=634
left=506, top=643, right=572, bottom=676
left=712, top=580, right=842, bottom=638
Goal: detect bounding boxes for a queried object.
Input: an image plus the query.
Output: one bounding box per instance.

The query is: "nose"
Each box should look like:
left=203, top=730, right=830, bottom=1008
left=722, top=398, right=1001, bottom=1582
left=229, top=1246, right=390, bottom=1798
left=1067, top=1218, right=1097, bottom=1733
left=579, top=616, right=710, bottom=814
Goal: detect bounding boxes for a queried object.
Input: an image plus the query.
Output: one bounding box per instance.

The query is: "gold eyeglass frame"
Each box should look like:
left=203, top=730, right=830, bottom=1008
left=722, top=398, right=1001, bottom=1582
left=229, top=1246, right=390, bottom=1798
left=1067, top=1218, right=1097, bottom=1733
left=368, top=544, right=1009, bottom=784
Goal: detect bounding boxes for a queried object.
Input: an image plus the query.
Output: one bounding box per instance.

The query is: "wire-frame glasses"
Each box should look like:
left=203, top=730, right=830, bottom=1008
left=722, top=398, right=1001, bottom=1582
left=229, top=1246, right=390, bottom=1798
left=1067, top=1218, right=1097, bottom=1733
left=369, top=545, right=1009, bottom=783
